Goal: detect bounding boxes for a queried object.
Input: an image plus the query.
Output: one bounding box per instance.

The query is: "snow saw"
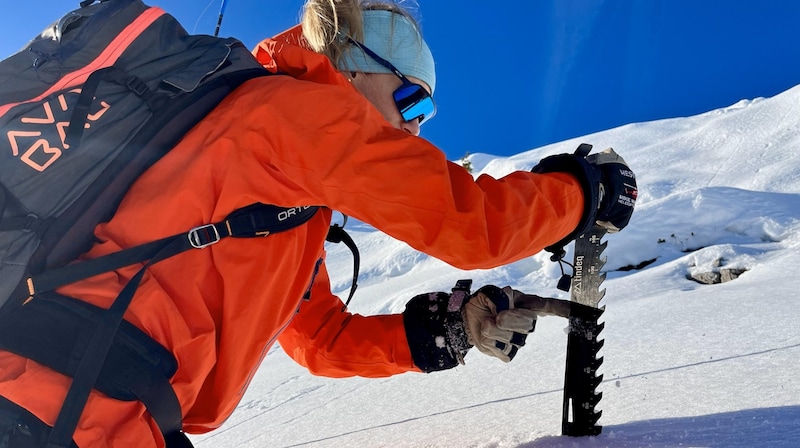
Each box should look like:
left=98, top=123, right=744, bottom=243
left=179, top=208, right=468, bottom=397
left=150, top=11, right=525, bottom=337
left=518, top=225, right=607, bottom=437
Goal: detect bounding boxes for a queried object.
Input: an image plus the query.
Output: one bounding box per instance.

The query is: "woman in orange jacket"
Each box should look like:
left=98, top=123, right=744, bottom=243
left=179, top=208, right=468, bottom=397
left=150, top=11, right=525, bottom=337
left=0, top=0, right=636, bottom=447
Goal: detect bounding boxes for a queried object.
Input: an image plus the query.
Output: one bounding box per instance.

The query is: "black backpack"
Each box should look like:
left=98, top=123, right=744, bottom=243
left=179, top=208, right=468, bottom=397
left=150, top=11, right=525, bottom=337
left=0, top=1, right=336, bottom=446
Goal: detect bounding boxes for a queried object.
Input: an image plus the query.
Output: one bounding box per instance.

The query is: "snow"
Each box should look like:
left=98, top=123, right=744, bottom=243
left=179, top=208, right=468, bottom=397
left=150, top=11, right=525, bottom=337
left=190, top=84, right=800, bottom=447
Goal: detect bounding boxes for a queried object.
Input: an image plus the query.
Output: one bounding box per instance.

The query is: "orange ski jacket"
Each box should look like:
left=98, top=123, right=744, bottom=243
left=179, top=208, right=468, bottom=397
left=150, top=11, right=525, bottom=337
left=0, top=26, right=583, bottom=447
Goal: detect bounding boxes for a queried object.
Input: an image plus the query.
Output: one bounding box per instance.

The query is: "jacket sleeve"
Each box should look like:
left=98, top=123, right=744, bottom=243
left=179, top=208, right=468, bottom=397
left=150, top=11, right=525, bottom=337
left=236, top=79, right=583, bottom=269
left=278, top=259, right=421, bottom=377
left=208, top=76, right=585, bottom=270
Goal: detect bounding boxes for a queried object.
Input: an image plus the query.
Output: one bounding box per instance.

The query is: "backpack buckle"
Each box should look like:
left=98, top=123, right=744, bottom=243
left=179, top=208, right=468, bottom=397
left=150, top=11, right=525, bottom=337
left=126, top=76, right=150, bottom=97
left=188, top=224, right=220, bottom=249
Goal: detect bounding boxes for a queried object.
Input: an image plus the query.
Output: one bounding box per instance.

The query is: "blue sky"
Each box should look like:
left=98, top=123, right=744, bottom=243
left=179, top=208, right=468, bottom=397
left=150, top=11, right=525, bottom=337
left=2, top=1, right=799, bottom=161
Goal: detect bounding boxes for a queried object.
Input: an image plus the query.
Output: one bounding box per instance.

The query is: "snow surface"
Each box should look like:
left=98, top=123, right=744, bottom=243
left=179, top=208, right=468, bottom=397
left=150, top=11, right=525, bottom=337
left=190, top=84, right=800, bottom=447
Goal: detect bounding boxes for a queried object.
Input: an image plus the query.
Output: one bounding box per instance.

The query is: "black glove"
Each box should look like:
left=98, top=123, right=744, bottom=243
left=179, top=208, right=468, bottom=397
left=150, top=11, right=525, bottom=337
left=403, top=281, right=539, bottom=372
left=403, top=280, right=473, bottom=373
left=532, top=143, right=637, bottom=253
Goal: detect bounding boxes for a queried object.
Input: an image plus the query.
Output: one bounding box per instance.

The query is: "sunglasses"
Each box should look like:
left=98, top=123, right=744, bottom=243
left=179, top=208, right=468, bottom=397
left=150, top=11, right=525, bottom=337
left=348, top=38, right=436, bottom=125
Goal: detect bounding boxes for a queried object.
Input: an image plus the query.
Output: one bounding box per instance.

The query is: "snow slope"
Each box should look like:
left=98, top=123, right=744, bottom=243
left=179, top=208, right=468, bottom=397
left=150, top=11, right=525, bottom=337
left=190, top=84, right=800, bottom=447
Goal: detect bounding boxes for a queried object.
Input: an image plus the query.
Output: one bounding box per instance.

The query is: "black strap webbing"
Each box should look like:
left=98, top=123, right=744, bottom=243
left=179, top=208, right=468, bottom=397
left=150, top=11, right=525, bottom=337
left=28, top=204, right=318, bottom=297
left=66, top=66, right=169, bottom=150
left=326, top=224, right=360, bottom=308
left=0, top=292, right=180, bottom=446
left=45, top=239, right=184, bottom=447
left=40, top=203, right=318, bottom=448
left=0, top=203, right=366, bottom=447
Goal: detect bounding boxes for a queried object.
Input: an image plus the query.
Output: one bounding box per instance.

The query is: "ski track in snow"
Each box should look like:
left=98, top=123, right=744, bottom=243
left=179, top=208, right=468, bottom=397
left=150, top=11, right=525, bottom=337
left=189, top=84, right=800, bottom=447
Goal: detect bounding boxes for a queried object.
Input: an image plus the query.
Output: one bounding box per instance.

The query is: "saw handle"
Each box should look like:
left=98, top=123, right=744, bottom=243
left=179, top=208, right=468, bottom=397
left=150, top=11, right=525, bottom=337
left=515, top=295, right=603, bottom=320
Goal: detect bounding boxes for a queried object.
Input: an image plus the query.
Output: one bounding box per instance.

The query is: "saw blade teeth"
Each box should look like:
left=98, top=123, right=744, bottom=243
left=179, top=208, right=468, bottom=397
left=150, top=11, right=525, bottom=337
left=588, top=391, right=603, bottom=406
left=588, top=410, right=602, bottom=425
left=593, top=340, right=605, bottom=353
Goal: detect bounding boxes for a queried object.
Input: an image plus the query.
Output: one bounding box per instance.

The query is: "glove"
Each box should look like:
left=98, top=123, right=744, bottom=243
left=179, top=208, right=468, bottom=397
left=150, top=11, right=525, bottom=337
left=403, top=280, right=474, bottom=372
left=585, top=148, right=638, bottom=232
left=532, top=144, right=638, bottom=253
left=461, top=285, right=538, bottom=362
left=403, top=282, right=539, bottom=371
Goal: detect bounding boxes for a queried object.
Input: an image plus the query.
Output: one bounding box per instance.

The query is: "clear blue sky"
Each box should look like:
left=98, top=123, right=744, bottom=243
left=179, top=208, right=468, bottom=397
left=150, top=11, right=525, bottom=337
left=3, top=1, right=799, bottom=161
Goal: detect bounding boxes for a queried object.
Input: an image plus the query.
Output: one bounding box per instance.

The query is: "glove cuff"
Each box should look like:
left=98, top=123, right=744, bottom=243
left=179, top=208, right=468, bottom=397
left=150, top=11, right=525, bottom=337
left=531, top=154, right=602, bottom=255
left=403, top=283, right=472, bottom=373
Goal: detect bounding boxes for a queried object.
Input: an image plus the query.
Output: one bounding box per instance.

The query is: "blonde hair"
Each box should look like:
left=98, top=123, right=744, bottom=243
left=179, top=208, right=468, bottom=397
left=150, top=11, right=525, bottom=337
left=301, top=0, right=421, bottom=69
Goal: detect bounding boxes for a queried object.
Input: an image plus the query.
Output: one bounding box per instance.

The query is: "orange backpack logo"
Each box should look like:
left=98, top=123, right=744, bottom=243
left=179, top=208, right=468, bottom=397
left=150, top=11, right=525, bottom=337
left=6, top=89, right=110, bottom=172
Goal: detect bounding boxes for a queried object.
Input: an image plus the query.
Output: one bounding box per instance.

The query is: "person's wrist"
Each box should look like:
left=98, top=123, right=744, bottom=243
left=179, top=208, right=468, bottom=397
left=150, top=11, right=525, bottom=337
left=403, top=290, right=472, bottom=372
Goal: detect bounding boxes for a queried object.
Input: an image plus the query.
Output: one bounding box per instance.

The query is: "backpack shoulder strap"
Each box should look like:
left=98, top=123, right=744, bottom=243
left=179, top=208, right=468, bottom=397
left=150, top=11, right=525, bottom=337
left=30, top=203, right=318, bottom=447
left=22, top=204, right=318, bottom=301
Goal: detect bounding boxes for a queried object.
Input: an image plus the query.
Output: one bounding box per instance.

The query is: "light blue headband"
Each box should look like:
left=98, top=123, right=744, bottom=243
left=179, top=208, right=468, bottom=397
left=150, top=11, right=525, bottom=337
left=338, top=10, right=436, bottom=93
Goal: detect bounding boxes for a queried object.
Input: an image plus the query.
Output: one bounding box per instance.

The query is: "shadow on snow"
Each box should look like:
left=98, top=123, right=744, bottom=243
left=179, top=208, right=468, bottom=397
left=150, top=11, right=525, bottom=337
left=520, top=405, right=800, bottom=448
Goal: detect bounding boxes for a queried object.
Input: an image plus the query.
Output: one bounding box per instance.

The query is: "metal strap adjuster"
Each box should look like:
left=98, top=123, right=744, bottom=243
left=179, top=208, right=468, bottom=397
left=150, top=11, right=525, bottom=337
left=188, top=224, right=220, bottom=249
